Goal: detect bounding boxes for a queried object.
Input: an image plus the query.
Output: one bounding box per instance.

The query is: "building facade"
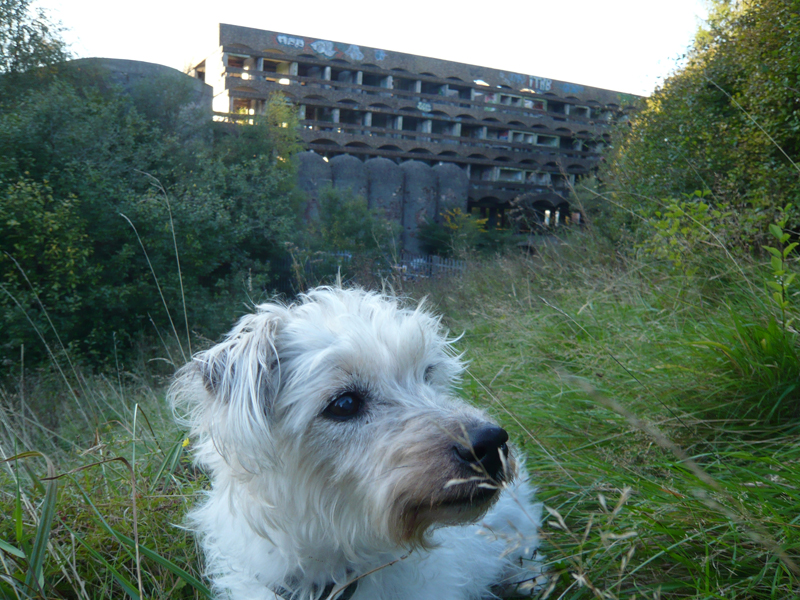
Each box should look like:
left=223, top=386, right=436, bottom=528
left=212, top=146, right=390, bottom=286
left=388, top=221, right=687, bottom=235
left=191, top=24, right=638, bottom=245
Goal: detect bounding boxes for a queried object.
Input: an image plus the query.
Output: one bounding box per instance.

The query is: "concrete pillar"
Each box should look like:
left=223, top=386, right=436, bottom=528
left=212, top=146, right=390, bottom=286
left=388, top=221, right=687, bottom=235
left=422, top=120, right=432, bottom=133
left=295, top=151, right=332, bottom=221
left=356, top=71, right=363, bottom=85
left=332, top=108, right=340, bottom=124
left=452, top=122, right=462, bottom=137
left=479, top=126, right=488, bottom=139
left=290, top=62, right=298, bottom=76
left=384, top=75, right=393, bottom=89
left=414, top=80, right=422, bottom=93
left=330, top=155, right=368, bottom=199
left=323, top=66, right=331, bottom=80
left=395, top=116, right=403, bottom=130
left=366, top=158, right=403, bottom=229
left=363, top=112, right=372, bottom=127
left=298, top=105, right=306, bottom=120
left=400, top=161, right=437, bottom=254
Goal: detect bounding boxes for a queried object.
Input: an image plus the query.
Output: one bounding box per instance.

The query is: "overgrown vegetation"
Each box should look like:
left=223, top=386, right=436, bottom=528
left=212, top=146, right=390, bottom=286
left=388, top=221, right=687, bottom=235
left=2, top=0, right=800, bottom=598
left=0, top=64, right=303, bottom=368
left=605, top=0, right=800, bottom=250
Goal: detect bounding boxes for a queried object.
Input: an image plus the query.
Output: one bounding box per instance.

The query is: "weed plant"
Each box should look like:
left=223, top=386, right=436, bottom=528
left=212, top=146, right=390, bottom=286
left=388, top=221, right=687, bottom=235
left=2, top=230, right=799, bottom=599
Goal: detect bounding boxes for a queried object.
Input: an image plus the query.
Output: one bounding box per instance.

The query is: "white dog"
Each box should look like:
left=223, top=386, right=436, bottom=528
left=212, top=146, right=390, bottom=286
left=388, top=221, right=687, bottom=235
left=170, top=287, right=543, bottom=600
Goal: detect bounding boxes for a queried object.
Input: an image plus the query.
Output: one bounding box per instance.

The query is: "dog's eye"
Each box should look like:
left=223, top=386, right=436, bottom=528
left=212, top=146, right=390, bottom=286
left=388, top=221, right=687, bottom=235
left=323, top=393, right=363, bottom=420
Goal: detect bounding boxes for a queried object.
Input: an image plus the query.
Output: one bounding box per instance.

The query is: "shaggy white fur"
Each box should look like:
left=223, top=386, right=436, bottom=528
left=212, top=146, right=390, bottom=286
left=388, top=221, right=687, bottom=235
left=170, top=287, right=543, bottom=600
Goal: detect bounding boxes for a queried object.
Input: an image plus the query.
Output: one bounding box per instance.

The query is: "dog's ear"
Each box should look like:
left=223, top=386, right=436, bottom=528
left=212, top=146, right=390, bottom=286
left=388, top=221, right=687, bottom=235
left=195, top=311, right=282, bottom=410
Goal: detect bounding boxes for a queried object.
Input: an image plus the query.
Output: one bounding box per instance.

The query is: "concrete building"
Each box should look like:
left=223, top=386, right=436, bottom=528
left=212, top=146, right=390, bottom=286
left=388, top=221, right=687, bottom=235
left=190, top=24, right=638, bottom=249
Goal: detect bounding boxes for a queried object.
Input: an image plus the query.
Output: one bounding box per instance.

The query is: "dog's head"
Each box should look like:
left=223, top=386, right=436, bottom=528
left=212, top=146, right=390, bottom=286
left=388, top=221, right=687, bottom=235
left=170, top=286, right=516, bottom=556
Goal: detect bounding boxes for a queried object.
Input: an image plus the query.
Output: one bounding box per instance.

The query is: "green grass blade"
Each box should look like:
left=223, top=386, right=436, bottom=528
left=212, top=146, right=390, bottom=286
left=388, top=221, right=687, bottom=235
left=62, top=524, right=141, bottom=600
left=113, top=531, right=212, bottom=598
left=148, top=433, right=185, bottom=491
left=18, top=454, right=57, bottom=594
left=0, top=539, right=25, bottom=559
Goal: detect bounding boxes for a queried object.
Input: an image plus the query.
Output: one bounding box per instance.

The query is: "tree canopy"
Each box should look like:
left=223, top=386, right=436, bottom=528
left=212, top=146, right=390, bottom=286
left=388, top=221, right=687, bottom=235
left=605, top=0, right=800, bottom=244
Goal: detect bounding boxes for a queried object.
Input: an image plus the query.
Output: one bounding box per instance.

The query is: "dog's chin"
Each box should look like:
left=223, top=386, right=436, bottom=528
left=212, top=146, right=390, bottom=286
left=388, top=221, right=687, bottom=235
left=397, top=484, right=501, bottom=545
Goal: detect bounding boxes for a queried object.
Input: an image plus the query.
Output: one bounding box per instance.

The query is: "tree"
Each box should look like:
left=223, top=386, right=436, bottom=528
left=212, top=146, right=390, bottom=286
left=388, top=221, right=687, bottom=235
left=0, top=0, right=67, bottom=74
left=604, top=0, right=800, bottom=247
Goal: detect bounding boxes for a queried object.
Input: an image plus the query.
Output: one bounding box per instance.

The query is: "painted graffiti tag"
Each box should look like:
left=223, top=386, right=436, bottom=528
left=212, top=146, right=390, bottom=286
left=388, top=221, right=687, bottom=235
left=562, top=83, right=585, bottom=95
left=276, top=34, right=305, bottom=49
left=375, top=49, right=388, bottom=61
left=344, top=45, right=364, bottom=61
left=529, top=76, right=552, bottom=92
left=310, top=40, right=337, bottom=57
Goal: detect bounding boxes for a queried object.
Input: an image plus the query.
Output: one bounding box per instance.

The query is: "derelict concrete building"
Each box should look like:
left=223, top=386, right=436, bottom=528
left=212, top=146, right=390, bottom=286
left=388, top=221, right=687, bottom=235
left=190, top=24, right=638, bottom=250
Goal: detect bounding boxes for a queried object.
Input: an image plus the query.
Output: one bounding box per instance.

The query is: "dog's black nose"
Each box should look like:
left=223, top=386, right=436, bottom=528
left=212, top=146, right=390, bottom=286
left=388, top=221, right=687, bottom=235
left=454, top=424, right=510, bottom=481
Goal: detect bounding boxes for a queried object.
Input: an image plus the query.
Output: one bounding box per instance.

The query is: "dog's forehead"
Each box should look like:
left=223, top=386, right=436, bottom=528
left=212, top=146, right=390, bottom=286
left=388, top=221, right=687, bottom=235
left=276, top=291, right=448, bottom=374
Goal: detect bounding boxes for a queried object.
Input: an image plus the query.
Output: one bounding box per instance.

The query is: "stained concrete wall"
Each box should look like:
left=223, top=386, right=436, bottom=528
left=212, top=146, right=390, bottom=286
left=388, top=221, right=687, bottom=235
left=295, top=151, right=332, bottom=220
left=366, top=157, right=403, bottom=222
left=400, top=161, right=437, bottom=254
left=330, top=154, right=368, bottom=199
left=433, top=163, right=469, bottom=221
left=296, top=151, right=467, bottom=252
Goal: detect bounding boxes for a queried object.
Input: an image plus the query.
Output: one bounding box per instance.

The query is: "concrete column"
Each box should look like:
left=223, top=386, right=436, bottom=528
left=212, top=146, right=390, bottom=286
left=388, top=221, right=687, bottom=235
left=290, top=62, right=298, bottom=76
left=356, top=71, right=363, bottom=85
left=298, top=105, right=306, bottom=120
left=414, top=80, right=422, bottom=93
left=394, top=115, right=403, bottom=130
left=422, top=120, right=432, bottom=133
left=479, top=126, right=488, bottom=139
left=332, top=108, right=340, bottom=124
left=384, top=75, right=393, bottom=89
left=452, top=122, right=462, bottom=137
left=323, top=66, right=331, bottom=80
left=363, top=112, right=372, bottom=126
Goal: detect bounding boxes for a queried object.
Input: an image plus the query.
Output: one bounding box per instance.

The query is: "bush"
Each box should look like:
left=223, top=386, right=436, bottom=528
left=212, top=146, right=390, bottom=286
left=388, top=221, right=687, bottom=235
left=0, top=70, right=303, bottom=369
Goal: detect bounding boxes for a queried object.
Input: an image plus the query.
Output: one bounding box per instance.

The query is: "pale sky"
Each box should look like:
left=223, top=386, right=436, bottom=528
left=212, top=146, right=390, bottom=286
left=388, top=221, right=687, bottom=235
left=40, top=0, right=708, bottom=96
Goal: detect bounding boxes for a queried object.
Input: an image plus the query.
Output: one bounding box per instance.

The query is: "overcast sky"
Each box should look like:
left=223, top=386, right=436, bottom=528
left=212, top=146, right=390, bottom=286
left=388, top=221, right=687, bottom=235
left=39, top=0, right=709, bottom=96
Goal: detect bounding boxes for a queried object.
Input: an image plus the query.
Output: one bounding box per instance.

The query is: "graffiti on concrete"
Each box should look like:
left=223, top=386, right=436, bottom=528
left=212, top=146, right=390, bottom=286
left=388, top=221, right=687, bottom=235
left=561, top=83, right=585, bottom=95
left=345, top=45, right=365, bottom=61
left=310, top=40, right=337, bottom=57
left=375, top=49, right=388, bottom=61
left=529, top=76, right=552, bottom=91
left=501, top=72, right=526, bottom=87
left=276, top=34, right=305, bottom=49
left=308, top=40, right=366, bottom=62
left=417, top=101, right=432, bottom=112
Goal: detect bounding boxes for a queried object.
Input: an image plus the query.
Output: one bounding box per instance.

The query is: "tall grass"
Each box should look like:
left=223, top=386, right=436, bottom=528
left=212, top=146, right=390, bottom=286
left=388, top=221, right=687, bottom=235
left=409, top=233, right=800, bottom=598
left=1, top=230, right=799, bottom=598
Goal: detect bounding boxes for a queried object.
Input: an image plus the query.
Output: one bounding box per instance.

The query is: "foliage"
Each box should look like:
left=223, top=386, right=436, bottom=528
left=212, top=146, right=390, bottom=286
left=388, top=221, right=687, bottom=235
left=418, top=208, right=514, bottom=257
left=0, top=0, right=68, bottom=101
left=407, top=239, right=800, bottom=598
left=288, top=186, right=400, bottom=290
left=0, top=68, right=303, bottom=369
left=604, top=0, right=800, bottom=247
left=3, top=239, right=800, bottom=599
left=0, top=0, right=67, bottom=74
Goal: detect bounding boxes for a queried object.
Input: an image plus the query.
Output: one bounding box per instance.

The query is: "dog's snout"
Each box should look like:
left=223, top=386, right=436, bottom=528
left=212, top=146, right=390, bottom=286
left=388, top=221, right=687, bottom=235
left=454, top=424, right=510, bottom=480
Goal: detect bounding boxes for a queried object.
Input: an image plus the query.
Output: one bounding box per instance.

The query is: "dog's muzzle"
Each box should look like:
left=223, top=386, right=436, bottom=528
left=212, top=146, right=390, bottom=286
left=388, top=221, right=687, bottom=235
left=453, top=424, right=509, bottom=482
